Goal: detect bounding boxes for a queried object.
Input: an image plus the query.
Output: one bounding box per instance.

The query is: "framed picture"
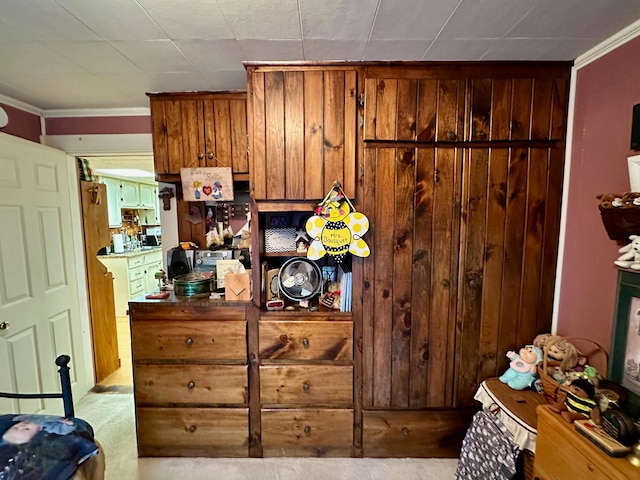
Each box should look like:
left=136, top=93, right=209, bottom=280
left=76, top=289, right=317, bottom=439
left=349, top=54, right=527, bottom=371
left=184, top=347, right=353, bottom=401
left=611, top=270, right=640, bottom=411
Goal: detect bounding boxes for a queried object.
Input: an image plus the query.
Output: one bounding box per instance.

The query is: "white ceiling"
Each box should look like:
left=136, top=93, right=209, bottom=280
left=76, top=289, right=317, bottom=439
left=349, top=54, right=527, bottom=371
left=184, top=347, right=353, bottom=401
left=1, top=0, right=640, bottom=112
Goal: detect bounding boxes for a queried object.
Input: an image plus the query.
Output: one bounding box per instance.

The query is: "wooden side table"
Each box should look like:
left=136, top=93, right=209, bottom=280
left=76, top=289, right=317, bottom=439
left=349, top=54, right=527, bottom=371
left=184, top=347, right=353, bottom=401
left=534, top=405, right=638, bottom=479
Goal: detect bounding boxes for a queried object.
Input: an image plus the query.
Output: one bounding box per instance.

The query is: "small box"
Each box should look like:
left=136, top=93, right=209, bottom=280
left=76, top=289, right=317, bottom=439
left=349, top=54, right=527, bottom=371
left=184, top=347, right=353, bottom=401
left=264, top=228, right=297, bottom=253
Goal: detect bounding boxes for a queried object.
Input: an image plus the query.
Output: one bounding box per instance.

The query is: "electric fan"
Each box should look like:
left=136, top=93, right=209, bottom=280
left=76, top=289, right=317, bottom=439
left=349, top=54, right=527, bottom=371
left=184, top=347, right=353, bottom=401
left=277, top=258, right=322, bottom=301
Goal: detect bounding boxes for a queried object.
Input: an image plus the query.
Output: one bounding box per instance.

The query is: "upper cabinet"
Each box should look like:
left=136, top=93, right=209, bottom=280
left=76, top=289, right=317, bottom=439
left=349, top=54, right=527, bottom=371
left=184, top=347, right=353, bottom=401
left=362, top=64, right=570, bottom=143
left=245, top=65, right=358, bottom=201
left=147, top=91, right=249, bottom=182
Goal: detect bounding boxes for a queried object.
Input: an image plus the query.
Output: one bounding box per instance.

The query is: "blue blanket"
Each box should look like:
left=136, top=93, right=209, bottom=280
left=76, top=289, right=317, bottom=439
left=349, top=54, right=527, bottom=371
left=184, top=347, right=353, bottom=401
left=0, top=414, right=99, bottom=480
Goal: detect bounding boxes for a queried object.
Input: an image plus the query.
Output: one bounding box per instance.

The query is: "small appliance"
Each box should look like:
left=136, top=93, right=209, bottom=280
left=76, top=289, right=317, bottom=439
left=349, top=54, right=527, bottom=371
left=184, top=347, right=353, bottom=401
left=167, top=247, right=194, bottom=279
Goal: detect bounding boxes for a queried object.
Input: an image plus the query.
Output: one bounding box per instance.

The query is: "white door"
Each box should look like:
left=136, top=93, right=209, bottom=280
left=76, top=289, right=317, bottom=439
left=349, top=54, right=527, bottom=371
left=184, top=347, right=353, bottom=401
left=0, top=133, right=89, bottom=414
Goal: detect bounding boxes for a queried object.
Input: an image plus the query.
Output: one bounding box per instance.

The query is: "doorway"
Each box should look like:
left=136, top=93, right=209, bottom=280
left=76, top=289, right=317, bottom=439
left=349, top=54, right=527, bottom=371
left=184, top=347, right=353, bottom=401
left=80, top=155, right=156, bottom=390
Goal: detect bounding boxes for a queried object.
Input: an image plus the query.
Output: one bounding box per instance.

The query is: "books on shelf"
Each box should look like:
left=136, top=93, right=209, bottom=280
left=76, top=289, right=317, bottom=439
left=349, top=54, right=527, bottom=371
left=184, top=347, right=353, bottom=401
left=337, top=263, right=352, bottom=312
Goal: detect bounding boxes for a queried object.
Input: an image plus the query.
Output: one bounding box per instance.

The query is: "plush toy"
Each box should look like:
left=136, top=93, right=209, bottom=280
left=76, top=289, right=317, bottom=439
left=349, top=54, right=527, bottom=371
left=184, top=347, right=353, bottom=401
left=614, top=235, right=640, bottom=270
left=533, top=334, right=581, bottom=372
left=319, top=282, right=341, bottom=310
left=237, top=229, right=251, bottom=250
left=596, top=193, right=621, bottom=209
left=549, top=378, right=601, bottom=423
left=499, top=344, right=543, bottom=390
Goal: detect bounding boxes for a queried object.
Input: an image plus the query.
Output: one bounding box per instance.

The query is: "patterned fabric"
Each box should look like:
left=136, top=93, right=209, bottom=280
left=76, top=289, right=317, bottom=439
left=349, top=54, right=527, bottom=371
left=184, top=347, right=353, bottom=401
left=455, top=410, right=521, bottom=480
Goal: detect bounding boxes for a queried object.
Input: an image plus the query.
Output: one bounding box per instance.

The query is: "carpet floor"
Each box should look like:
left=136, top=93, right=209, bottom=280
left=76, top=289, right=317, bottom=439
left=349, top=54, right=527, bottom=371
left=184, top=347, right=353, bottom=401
left=75, top=393, right=459, bottom=480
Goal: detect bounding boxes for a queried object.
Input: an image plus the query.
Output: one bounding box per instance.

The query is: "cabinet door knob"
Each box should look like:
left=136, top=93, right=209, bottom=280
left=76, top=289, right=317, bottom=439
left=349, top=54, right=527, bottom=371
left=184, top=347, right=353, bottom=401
left=188, top=425, right=197, bottom=433
left=187, top=381, right=195, bottom=389
left=446, top=130, right=456, bottom=141
left=304, top=426, right=311, bottom=435
left=302, top=338, right=310, bottom=348
left=185, top=338, right=193, bottom=347
left=197, top=152, right=204, bottom=160
left=401, top=428, right=410, bottom=437
left=303, top=382, right=311, bottom=393
left=0, top=321, right=10, bottom=330
left=207, top=152, right=214, bottom=160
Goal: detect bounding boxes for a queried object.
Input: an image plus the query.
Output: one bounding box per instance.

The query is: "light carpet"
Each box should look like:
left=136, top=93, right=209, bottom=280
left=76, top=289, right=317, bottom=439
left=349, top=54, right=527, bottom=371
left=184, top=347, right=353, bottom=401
left=75, top=393, right=459, bottom=480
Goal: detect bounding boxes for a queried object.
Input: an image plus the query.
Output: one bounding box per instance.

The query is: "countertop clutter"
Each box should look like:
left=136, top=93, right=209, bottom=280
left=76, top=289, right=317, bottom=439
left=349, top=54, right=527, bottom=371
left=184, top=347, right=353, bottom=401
left=98, top=246, right=162, bottom=258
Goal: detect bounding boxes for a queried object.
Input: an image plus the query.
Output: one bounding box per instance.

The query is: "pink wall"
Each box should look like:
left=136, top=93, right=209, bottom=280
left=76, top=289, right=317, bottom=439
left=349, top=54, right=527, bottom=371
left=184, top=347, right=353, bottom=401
left=45, top=115, right=150, bottom=135
left=557, top=36, right=640, bottom=352
left=0, top=102, right=41, bottom=143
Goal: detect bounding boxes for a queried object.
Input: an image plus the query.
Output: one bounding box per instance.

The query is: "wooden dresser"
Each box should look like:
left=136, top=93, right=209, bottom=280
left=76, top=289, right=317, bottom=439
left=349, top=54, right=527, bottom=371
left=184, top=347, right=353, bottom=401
left=534, top=405, right=638, bottom=479
left=258, top=312, right=354, bottom=456
left=129, top=297, right=250, bottom=457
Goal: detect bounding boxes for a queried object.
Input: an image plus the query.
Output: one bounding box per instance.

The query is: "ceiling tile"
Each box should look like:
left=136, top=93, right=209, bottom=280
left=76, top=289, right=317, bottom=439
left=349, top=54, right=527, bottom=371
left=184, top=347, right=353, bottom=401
left=137, top=0, right=234, bottom=40
left=56, top=0, right=168, bottom=40
left=47, top=41, right=140, bottom=75
left=0, top=0, right=100, bottom=41
left=217, top=0, right=301, bottom=39
left=174, top=39, right=247, bottom=72
left=363, top=40, right=433, bottom=60
left=303, top=39, right=367, bottom=61
left=110, top=40, right=194, bottom=73
left=370, top=0, right=459, bottom=40
left=299, top=0, right=378, bottom=39
left=239, top=40, right=304, bottom=61
left=425, top=38, right=495, bottom=60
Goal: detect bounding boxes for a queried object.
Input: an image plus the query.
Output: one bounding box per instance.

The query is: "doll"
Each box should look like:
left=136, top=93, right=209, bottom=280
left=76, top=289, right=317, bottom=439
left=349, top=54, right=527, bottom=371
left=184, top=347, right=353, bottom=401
left=549, top=378, right=601, bottom=424
left=499, top=344, right=543, bottom=390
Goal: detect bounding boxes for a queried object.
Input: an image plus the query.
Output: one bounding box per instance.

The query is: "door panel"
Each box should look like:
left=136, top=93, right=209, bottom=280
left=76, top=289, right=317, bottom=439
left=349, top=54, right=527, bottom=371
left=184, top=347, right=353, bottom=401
left=0, top=134, right=87, bottom=414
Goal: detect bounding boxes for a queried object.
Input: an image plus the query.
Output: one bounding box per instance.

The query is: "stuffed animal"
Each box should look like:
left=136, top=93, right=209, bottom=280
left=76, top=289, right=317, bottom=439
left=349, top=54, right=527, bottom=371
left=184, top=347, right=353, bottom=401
left=319, top=282, right=341, bottom=310
left=614, top=235, right=640, bottom=270
left=533, top=334, right=581, bottom=372
left=549, top=378, right=601, bottom=423
left=499, top=344, right=543, bottom=390
left=596, top=193, right=621, bottom=209
left=237, top=229, right=251, bottom=250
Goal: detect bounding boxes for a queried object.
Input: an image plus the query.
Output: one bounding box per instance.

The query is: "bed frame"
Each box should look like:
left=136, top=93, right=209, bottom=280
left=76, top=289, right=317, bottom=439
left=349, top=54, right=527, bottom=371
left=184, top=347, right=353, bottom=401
left=0, top=354, right=75, bottom=417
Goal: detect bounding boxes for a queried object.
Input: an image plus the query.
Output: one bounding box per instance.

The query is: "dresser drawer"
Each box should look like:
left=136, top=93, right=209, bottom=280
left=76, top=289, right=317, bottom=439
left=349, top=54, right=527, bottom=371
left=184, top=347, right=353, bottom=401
left=135, top=364, right=248, bottom=405
left=261, top=408, right=353, bottom=448
left=129, top=278, right=146, bottom=296
left=129, top=265, right=145, bottom=281
left=129, top=256, right=144, bottom=269
left=132, top=320, right=246, bottom=361
left=259, top=321, right=352, bottom=361
left=260, top=365, right=352, bottom=404
left=136, top=407, right=248, bottom=453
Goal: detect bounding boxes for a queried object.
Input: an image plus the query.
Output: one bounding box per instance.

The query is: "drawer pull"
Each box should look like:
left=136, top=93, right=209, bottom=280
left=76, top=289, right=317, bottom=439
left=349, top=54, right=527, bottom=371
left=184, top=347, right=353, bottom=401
left=188, top=425, right=197, bottom=433
left=304, top=426, right=311, bottom=435
left=185, top=338, right=193, bottom=347
left=303, top=382, right=311, bottom=393
left=401, top=428, right=410, bottom=437
left=187, top=381, right=195, bottom=389
left=302, top=338, right=310, bottom=348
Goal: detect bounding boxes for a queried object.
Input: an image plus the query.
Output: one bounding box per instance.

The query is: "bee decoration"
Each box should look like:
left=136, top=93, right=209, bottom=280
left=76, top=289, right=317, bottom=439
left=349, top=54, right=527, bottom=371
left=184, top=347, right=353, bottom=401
left=305, top=181, right=370, bottom=263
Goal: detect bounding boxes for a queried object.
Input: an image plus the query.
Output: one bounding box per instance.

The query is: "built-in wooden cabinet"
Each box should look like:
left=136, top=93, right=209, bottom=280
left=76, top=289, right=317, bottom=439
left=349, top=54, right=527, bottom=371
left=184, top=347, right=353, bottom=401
left=245, top=65, right=358, bottom=201
left=129, top=301, right=250, bottom=457
left=148, top=91, right=249, bottom=182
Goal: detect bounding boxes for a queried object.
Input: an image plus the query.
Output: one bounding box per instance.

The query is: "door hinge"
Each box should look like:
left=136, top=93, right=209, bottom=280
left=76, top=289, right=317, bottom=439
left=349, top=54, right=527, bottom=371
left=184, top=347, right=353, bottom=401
left=359, top=93, right=365, bottom=108
left=360, top=115, right=364, bottom=128
left=360, top=164, right=365, bottom=177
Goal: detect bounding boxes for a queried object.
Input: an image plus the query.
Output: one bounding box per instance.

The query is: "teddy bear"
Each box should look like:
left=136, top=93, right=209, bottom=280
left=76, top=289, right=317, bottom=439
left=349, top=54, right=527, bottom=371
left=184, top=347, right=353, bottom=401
left=549, top=378, right=601, bottom=423
left=596, top=193, right=621, bottom=209
left=237, top=229, right=251, bottom=250
left=614, top=234, right=640, bottom=270
left=319, top=282, right=341, bottom=310
left=499, top=344, right=543, bottom=390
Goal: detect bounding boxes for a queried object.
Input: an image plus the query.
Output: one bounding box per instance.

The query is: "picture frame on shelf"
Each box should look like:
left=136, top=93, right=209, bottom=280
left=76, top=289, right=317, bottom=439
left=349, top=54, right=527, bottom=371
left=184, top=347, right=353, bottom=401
left=611, top=270, right=640, bottom=416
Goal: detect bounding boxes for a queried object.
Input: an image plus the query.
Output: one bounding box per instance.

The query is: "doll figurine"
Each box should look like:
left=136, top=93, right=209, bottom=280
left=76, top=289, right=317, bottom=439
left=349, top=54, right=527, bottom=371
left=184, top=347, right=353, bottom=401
left=499, top=344, right=543, bottom=390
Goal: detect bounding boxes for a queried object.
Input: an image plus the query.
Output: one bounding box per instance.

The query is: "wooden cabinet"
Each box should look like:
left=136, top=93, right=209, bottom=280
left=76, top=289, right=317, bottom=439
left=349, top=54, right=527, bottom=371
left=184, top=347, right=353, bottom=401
left=148, top=91, right=249, bottom=182
left=246, top=65, right=358, bottom=201
left=534, top=405, right=637, bottom=479
left=362, top=64, right=569, bottom=143
left=129, top=301, right=249, bottom=457
left=102, top=176, right=122, bottom=227
left=258, top=313, right=354, bottom=456
left=120, top=180, right=140, bottom=207
left=139, top=183, right=156, bottom=208
left=101, top=176, right=159, bottom=227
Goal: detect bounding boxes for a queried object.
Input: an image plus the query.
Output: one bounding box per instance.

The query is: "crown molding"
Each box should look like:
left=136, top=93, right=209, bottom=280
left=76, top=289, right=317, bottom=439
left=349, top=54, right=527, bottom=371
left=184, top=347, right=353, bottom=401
left=574, top=18, right=640, bottom=69
left=0, top=93, right=42, bottom=116
left=42, top=107, right=150, bottom=118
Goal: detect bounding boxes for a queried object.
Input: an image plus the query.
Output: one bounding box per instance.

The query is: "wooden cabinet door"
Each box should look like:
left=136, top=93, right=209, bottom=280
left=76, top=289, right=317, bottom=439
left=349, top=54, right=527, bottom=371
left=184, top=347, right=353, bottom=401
left=454, top=146, right=563, bottom=406
left=248, top=67, right=357, bottom=200
left=149, top=92, right=248, bottom=179
left=361, top=147, right=462, bottom=409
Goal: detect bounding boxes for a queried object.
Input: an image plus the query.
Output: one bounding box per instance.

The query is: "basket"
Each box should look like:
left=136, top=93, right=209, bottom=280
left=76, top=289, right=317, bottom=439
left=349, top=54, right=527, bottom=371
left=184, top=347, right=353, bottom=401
left=537, top=337, right=608, bottom=403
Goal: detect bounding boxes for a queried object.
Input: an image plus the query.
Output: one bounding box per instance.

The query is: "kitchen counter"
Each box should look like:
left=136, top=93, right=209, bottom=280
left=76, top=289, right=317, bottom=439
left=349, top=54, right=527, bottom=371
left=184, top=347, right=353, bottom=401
left=98, top=246, right=162, bottom=258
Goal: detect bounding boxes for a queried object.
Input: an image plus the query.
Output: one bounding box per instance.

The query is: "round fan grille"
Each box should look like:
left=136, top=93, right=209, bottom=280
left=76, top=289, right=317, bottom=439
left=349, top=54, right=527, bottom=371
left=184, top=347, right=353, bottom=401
left=278, top=258, right=322, bottom=301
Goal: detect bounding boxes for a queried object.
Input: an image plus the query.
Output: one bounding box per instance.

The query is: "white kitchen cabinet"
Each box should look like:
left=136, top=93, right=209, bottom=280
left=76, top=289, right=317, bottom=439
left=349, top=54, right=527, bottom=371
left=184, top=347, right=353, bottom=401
left=103, top=177, right=122, bottom=227
left=121, top=181, right=140, bottom=208
left=139, top=183, right=156, bottom=208
left=99, top=249, right=163, bottom=316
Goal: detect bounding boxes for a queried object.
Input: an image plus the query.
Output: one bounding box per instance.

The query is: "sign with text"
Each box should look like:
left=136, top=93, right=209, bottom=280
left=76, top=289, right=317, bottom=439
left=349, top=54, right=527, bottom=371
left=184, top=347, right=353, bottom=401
left=180, top=167, right=234, bottom=202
